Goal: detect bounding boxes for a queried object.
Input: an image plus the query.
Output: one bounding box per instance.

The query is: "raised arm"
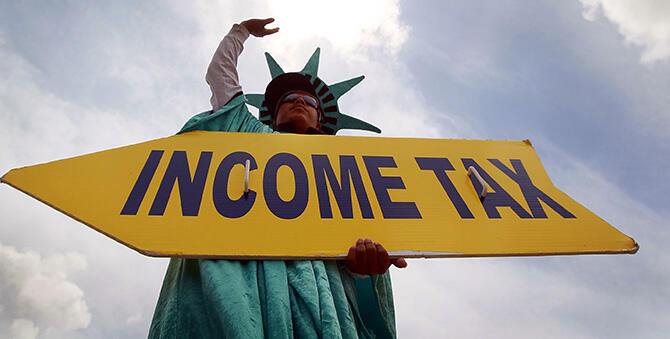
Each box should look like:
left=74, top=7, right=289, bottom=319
left=206, top=18, right=279, bottom=112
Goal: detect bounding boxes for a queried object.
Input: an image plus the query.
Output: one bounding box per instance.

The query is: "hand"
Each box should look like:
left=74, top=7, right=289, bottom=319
left=346, top=238, right=408, bottom=276
left=241, top=18, right=279, bottom=37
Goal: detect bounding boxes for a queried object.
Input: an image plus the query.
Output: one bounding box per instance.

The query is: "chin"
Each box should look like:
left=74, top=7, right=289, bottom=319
left=276, top=118, right=319, bottom=133
left=290, top=121, right=313, bottom=133
left=287, top=115, right=311, bottom=128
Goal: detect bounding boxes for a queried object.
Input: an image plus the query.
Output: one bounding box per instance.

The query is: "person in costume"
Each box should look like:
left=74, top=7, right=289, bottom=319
left=149, top=18, right=406, bottom=338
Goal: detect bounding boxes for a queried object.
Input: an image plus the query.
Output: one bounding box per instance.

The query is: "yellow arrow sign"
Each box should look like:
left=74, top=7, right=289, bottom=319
left=1, top=131, right=637, bottom=259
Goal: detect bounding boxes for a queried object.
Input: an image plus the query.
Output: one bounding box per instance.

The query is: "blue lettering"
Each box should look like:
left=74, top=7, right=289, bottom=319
left=312, top=155, right=374, bottom=219
left=415, top=157, right=474, bottom=219
left=489, top=159, right=575, bottom=218
left=121, top=150, right=164, bottom=215
left=212, top=152, right=257, bottom=218
left=263, top=153, right=309, bottom=219
left=149, top=151, right=212, bottom=216
left=461, top=158, right=532, bottom=219
left=363, top=156, right=421, bottom=219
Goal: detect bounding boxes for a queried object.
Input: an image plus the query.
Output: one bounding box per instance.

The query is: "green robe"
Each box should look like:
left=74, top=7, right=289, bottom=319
left=148, top=95, right=397, bottom=338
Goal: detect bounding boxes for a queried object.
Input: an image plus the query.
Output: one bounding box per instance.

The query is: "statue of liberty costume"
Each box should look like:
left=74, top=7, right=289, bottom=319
left=148, top=24, right=397, bottom=338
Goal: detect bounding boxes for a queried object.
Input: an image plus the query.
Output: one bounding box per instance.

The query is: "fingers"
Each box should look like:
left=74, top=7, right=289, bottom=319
left=391, top=258, right=408, bottom=268
left=375, top=243, right=390, bottom=275
left=243, top=18, right=279, bottom=37
left=346, top=239, right=407, bottom=275
left=264, top=27, right=280, bottom=35
left=346, top=244, right=357, bottom=272
left=364, top=239, right=378, bottom=275
left=261, top=18, right=278, bottom=36
left=355, top=238, right=367, bottom=274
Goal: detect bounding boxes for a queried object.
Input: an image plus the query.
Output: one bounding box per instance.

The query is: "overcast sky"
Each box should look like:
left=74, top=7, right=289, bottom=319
left=1, top=1, right=669, bottom=338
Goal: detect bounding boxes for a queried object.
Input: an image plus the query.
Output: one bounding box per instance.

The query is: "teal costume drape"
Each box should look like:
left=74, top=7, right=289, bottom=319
left=148, top=95, right=397, bottom=338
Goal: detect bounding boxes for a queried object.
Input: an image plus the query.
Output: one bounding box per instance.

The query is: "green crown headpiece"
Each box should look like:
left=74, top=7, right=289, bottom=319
left=245, top=48, right=381, bottom=135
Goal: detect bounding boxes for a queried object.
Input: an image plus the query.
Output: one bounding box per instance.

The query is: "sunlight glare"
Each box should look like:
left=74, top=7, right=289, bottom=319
left=267, top=0, right=408, bottom=58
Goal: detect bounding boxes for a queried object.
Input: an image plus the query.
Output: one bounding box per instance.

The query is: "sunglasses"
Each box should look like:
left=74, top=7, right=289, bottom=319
left=280, top=93, right=320, bottom=109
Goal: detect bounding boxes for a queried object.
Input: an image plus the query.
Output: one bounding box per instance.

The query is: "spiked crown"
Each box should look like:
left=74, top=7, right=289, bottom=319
left=245, top=48, right=381, bottom=135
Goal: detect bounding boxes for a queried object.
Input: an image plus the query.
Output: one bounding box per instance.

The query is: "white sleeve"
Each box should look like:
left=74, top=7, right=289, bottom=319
left=206, top=23, right=251, bottom=112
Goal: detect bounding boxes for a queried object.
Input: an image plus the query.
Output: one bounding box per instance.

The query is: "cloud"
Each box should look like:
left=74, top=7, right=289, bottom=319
left=0, top=243, right=91, bottom=337
left=580, top=0, right=670, bottom=64
left=11, top=318, right=39, bottom=339
left=266, top=0, right=409, bottom=59
left=0, top=27, right=174, bottom=172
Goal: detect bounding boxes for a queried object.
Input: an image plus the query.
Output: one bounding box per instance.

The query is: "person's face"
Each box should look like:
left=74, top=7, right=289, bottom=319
left=273, top=90, right=320, bottom=133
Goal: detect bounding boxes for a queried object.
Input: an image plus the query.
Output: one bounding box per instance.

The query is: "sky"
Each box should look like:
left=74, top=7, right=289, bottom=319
left=0, top=0, right=668, bottom=337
